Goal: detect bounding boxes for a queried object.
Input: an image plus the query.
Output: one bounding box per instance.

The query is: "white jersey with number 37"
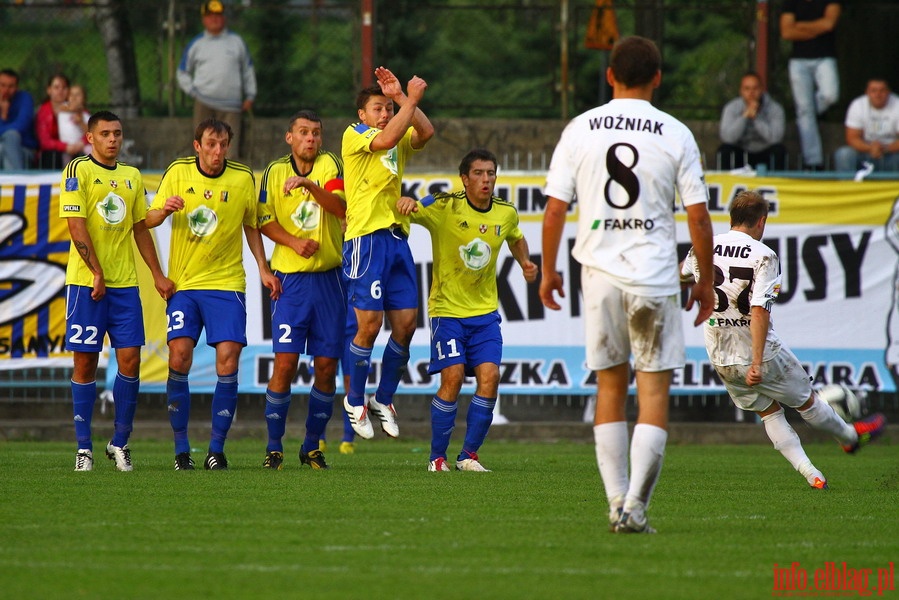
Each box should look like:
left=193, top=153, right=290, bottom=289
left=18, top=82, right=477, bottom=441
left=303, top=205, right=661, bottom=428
left=681, top=229, right=783, bottom=367
left=545, top=98, right=709, bottom=296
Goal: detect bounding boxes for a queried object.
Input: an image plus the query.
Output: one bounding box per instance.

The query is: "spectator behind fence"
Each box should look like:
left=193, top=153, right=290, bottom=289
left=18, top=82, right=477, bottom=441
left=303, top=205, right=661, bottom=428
left=177, top=1, right=256, bottom=161
left=57, top=84, right=91, bottom=166
left=36, top=74, right=89, bottom=170
left=780, top=0, right=841, bottom=171
left=0, top=68, right=37, bottom=170
left=717, top=72, right=787, bottom=171
left=833, top=78, right=899, bottom=173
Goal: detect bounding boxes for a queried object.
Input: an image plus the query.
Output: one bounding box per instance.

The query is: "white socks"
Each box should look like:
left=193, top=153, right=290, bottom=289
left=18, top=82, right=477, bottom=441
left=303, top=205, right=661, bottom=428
left=594, top=422, right=629, bottom=507
left=594, top=422, right=668, bottom=518
left=799, top=395, right=858, bottom=446
left=762, top=406, right=824, bottom=485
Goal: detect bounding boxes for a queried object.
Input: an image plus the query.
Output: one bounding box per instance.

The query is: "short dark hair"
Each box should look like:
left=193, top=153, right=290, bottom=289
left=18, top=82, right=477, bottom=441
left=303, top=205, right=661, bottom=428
left=730, top=190, right=769, bottom=227
left=87, top=110, right=121, bottom=131
left=609, top=36, right=661, bottom=88
left=0, top=68, right=19, bottom=82
left=287, top=109, right=322, bottom=131
left=459, top=148, right=498, bottom=176
left=195, top=118, right=233, bottom=144
left=355, top=85, right=388, bottom=112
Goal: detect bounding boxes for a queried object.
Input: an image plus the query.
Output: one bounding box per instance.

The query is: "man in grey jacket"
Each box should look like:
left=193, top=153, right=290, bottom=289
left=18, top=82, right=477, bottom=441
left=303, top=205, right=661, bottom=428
left=716, top=72, right=787, bottom=171
left=177, top=1, right=256, bottom=161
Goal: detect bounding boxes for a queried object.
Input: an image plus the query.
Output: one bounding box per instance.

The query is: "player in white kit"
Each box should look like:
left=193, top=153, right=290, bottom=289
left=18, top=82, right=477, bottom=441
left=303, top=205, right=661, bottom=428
left=541, top=36, right=715, bottom=533
left=682, top=190, right=887, bottom=490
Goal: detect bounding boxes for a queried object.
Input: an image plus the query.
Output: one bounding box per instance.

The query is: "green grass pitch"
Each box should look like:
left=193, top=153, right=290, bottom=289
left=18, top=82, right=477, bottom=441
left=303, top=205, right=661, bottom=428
left=1, top=438, right=896, bottom=599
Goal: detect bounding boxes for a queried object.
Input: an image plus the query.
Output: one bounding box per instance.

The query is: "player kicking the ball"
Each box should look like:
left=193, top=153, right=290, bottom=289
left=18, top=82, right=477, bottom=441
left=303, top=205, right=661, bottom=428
left=681, top=190, right=887, bottom=489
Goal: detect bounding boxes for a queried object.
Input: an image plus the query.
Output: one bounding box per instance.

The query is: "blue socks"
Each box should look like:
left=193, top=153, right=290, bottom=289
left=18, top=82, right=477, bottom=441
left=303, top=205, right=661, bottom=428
left=111, top=372, right=139, bottom=448
left=429, top=396, right=457, bottom=461
left=347, top=343, right=372, bottom=407
left=461, top=395, right=496, bottom=459
left=376, top=338, right=409, bottom=407
left=71, top=380, right=96, bottom=451
left=209, top=371, right=239, bottom=454
left=167, top=369, right=191, bottom=455
left=302, top=387, right=334, bottom=453
left=264, top=388, right=291, bottom=452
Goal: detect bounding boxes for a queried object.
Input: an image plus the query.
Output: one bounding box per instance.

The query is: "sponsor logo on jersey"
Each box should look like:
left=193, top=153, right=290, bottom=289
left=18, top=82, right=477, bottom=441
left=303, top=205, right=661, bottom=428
left=186, top=187, right=195, bottom=194
left=187, top=204, right=218, bottom=237
left=93, top=178, right=103, bottom=185
left=62, top=204, right=81, bottom=212
left=96, top=192, right=127, bottom=225
left=591, top=218, right=655, bottom=230
left=459, top=237, right=491, bottom=270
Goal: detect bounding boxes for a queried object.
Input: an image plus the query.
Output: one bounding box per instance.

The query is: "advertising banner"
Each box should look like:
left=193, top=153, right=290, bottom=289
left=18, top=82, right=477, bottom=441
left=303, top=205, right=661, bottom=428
left=3, top=172, right=898, bottom=396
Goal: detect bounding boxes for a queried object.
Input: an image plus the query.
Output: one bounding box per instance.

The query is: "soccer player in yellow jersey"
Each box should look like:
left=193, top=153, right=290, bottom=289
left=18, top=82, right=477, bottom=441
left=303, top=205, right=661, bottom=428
left=147, top=118, right=280, bottom=471
left=257, top=110, right=346, bottom=470
left=341, top=66, right=434, bottom=439
left=60, top=110, right=174, bottom=472
left=397, top=149, right=538, bottom=472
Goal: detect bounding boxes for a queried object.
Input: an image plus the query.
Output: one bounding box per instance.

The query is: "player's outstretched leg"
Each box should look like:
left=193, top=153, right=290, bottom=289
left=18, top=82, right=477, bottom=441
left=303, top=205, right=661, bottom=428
left=797, top=393, right=858, bottom=450
left=842, top=413, right=888, bottom=454
left=762, top=406, right=827, bottom=489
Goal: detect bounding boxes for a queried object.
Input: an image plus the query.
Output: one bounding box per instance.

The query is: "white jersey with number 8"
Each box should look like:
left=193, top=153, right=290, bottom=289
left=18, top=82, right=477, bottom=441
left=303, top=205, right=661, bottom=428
left=545, top=98, right=708, bottom=296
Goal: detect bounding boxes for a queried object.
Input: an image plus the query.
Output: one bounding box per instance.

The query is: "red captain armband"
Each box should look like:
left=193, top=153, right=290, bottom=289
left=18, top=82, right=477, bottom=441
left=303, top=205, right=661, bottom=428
left=324, top=179, right=345, bottom=193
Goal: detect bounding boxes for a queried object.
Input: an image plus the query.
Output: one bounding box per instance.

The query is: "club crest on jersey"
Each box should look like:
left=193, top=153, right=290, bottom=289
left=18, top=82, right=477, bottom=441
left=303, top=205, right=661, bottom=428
left=220, top=191, right=229, bottom=203
left=110, top=180, right=117, bottom=188
left=459, top=237, right=491, bottom=271
left=495, top=225, right=501, bottom=236
left=125, top=180, right=133, bottom=190
left=204, top=189, right=213, bottom=200
left=479, top=224, right=488, bottom=234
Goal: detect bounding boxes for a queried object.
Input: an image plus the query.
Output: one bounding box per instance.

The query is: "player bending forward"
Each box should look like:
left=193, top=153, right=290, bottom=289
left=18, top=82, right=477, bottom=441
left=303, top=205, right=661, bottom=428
left=681, top=190, right=886, bottom=489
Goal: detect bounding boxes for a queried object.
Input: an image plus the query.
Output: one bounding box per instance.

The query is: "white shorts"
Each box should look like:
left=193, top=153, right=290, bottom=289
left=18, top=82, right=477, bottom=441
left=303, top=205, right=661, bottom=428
left=582, top=266, right=685, bottom=372
left=714, top=346, right=812, bottom=412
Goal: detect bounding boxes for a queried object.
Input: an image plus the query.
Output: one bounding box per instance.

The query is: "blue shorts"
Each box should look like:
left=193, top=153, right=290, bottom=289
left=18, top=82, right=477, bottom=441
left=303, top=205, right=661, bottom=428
left=65, top=285, right=145, bottom=352
left=272, top=269, right=346, bottom=358
left=343, top=228, right=418, bottom=311
left=167, top=290, right=247, bottom=346
left=428, top=312, right=503, bottom=376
